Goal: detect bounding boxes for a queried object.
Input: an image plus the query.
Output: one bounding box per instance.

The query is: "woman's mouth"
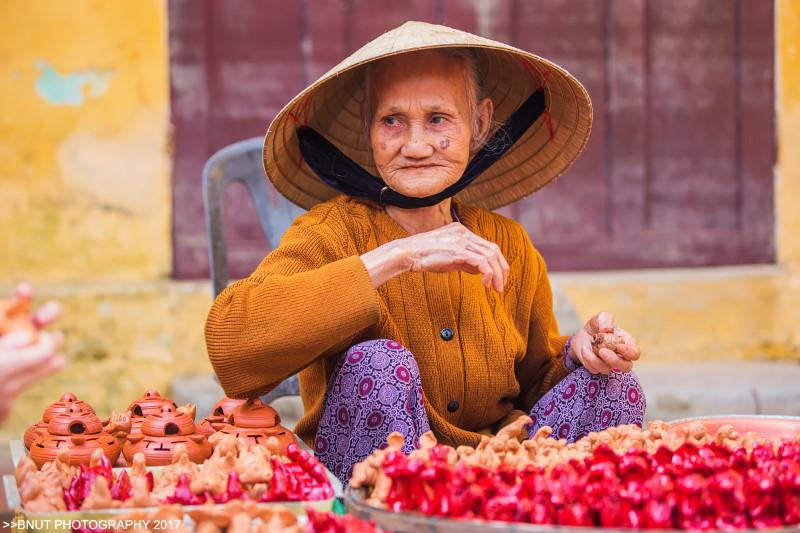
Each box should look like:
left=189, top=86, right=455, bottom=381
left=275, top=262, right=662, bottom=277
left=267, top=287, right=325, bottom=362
left=399, top=163, right=443, bottom=170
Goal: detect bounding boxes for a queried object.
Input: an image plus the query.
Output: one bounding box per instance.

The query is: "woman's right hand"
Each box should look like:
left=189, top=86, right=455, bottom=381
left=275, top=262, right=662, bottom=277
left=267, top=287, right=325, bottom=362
left=361, top=222, right=509, bottom=291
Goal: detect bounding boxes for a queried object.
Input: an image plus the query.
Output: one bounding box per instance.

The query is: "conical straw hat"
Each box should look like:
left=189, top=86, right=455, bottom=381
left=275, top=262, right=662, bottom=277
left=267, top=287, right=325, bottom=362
left=263, top=20, right=592, bottom=211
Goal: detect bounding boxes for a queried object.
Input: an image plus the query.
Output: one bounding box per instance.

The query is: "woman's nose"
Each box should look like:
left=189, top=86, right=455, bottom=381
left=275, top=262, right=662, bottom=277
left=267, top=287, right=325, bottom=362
left=399, top=125, right=434, bottom=159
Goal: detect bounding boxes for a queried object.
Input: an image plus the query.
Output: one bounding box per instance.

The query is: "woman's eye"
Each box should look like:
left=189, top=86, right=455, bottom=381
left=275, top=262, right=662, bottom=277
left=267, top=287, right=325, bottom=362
left=382, top=116, right=397, bottom=126
left=431, top=115, right=446, bottom=125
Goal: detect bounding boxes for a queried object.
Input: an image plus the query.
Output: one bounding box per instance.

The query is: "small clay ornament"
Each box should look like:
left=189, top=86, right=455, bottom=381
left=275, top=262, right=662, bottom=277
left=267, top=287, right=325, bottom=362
left=0, top=291, right=37, bottom=339
left=29, top=405, right=130, bottom=468
left=124, top=404, right=212, bottom=466
left=197, top=397, right=248, bottom=436
left=25, top=392, right=97, bottom=449
left=209, top=398, right=296, bottom=453
left=127, top=389, right=179, bottom=435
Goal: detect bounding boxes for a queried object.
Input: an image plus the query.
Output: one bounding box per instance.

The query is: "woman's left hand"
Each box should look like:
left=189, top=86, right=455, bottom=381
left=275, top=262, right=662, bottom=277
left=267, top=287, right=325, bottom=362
left=568, top=312, right=641, bottom=375
left=0, top=283, right=65, bottom=423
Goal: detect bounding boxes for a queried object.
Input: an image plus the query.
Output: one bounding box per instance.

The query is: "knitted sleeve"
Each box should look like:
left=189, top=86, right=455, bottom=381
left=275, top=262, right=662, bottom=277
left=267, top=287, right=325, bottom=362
left=515, top=241, right=570, bottom=412
left=204, top=210, right=381, bottom=398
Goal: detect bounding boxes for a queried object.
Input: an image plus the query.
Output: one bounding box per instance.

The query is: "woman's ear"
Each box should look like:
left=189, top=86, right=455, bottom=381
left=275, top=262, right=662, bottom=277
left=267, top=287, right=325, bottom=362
left=477, top=97, right=494, bottom=138
left=472, top=97, right=494, bottom=152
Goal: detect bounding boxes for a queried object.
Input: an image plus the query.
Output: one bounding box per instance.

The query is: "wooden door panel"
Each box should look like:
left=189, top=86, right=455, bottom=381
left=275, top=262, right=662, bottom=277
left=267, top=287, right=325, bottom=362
left=510, top=0, right=611, bottom=242
left=645, top=0, right=739, bottom=231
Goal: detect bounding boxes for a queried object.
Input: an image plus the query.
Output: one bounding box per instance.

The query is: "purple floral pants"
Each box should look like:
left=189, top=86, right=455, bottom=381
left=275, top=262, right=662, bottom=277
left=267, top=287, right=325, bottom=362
left=314, top=339, right=646, bottom=482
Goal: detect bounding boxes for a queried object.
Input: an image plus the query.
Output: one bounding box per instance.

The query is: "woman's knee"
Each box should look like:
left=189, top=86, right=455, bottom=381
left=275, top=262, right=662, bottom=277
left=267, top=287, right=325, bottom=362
left=342, top=338, right=419, bottom=372
left=617, top=370, right=646, bottom=411
left=575, top=367, right=646, bottom=410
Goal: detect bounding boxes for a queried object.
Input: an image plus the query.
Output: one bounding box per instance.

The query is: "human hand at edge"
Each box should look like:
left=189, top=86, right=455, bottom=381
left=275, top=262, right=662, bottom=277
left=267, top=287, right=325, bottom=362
left=568, top=312, right=641, bottom=375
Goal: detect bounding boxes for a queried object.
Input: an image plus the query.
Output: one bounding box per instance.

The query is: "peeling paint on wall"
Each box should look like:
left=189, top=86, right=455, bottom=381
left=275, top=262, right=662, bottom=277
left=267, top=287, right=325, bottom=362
left=34, top=59, right=113, bottom=106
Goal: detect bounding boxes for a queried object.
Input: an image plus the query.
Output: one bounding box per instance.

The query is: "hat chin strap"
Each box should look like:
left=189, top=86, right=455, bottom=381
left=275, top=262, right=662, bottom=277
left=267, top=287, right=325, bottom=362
left=296, top=88, right=546, bottom=209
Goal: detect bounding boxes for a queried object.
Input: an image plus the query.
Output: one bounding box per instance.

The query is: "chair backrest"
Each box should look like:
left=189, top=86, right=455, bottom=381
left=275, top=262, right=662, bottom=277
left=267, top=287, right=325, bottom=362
left=202, top=138, right=306, bottom=404
left=202, top=137, right=305, bottom=297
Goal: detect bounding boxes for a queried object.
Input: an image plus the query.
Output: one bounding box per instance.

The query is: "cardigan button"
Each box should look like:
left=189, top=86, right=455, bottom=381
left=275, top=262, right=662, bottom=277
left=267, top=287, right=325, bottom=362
left=440, top=327, right=454, bottom=341
left=447, top=400, right=459, bottom=412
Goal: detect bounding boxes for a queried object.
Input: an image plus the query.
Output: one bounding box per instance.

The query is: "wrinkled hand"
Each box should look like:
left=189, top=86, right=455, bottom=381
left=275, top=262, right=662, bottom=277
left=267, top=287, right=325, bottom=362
left=401, top=223, right=509, bottom=291
left=0, top=283, right=65, bottom=423
left=568, top=312, right=641, bottom=375
left=362, top=222, right=509, bottom=292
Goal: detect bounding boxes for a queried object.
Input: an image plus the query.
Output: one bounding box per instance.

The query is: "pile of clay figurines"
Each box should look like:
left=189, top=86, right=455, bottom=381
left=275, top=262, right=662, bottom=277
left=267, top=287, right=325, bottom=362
left=24, top=390, right=297, bottom=468
left=17, top=432, right=334, bottom=514
left=65, top=501, right=381, bottom=533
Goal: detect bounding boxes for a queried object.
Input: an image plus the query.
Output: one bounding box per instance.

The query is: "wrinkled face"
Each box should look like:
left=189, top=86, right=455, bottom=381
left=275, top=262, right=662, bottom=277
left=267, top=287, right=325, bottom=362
left=367, top=51, right=491, bottom=198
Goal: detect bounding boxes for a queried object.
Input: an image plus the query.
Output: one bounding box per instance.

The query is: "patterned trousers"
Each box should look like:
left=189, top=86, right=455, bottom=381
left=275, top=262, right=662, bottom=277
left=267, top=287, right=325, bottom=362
left=314, top=339, right=646, bottom=482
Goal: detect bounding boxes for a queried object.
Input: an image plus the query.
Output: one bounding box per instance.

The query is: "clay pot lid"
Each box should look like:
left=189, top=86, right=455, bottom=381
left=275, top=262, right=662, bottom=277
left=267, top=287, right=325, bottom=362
left=210, top=397, right=248, bottom=418
left=228, top=398, right=280, bottom=429
left=46, top=405, right=103, bottom=436
left=140, top=405, right=196, bottom=437
left=127, top=389, right=177, bottom=418
left=42, top=393, right=96, bottom=422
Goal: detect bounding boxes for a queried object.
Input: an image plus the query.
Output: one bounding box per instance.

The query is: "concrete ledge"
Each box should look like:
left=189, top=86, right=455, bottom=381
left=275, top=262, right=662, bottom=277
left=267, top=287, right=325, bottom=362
left=637, top=361, right=800, bottom=421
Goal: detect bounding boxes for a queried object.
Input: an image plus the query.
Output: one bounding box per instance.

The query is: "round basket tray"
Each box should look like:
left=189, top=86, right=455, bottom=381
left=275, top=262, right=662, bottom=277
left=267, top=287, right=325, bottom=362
left=344, top=486, right=800, bottom=533
left=668, top=415, right=800, bottom=437
left=344, top=416, right=800, bottom=533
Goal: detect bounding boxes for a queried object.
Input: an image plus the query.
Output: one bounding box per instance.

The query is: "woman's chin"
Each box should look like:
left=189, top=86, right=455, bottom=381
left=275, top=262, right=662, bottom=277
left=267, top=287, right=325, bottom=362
left=386, top=173, right=459, bottom=198
left=391, top=187, right=449, bottom=198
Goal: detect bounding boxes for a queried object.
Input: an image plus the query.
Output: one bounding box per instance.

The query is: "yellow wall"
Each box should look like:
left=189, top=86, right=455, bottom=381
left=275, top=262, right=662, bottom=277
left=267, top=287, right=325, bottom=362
left=0, top=1, right=171, bottom=281
left=0, top=1, right=213, bottom=440
left=0, top=1, right=797, bottom=442
left=777, top=0, right=800, bottom=268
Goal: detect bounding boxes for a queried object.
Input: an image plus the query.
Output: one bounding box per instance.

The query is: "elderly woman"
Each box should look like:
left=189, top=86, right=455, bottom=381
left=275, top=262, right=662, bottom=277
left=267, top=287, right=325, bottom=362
left=206, top=22, right=645, bottom=481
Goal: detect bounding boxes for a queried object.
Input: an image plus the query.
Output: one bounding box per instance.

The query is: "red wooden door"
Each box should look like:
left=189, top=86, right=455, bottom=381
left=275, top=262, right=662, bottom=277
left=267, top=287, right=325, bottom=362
left=169, top=0, right=774, bottom=279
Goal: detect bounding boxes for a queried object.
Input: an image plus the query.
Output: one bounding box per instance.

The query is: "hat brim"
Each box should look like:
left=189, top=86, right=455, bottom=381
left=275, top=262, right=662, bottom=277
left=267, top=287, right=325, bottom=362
left=263, top=21, right=592, bottom=211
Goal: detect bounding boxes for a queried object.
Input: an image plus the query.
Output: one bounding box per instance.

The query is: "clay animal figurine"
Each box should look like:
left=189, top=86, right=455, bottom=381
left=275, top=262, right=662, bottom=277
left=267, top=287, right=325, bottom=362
left=124, top=404, right=212, bottom=466
left=24, top=392, right=97, bottom=449
left=207, top=398, right=296, bottom=453
left=0, top=290, right=37, bottom=339
left=29, top=405, right=131, bottom=468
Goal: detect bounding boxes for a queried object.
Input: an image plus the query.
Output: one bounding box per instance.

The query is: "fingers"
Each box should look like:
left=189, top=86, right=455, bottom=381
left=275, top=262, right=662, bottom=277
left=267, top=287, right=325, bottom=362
left=615, top=343, right=641, bottom=361
left=450, top=223, right=509, bottom=286
left=579, top=345, right=612, bottom=375
left=14, top=282, right=33, bottom=299
left=33, top=300, right=62, bottom=328
left=613, top=327, right=641, bottom=361
left=0, top=332, right=64, bottom=374
left=465, top=243, right=504, bottom=291
left=446, top=226, right=508, bottom=292
left=457, top=250, right=496, bottom=290
left=407, top=223, right=510, bottom=292
left=465, top=238, right=509, bottom=292
left=596, top=347, right=634, bottom=373
left=6, top=353, right=65, bottom=398
left=0, top=330, right=37, bottom=349
left=586, top=312, right=615, bottom=335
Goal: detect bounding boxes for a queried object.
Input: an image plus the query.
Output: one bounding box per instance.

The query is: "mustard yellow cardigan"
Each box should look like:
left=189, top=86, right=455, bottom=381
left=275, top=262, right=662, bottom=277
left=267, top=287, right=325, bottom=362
left=205, top=195, right=570, bottom=448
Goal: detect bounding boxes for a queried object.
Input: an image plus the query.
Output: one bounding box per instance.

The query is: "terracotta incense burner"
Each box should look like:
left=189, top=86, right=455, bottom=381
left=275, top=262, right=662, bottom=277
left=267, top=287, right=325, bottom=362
left=25, top=393, right=97, bottom=449
left=29, top=404, right=130, bottom=468
left=123, top=404, right=212, bottom=466
left=208, top=398, right=296, bottom=453
left=126, top=389, right=179, bottom=435
left=197, top=397, right=248, bottom=436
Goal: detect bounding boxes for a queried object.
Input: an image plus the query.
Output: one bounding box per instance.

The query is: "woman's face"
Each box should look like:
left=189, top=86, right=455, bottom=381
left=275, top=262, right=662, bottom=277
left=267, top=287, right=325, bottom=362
left=368, top=51, right=492, bottom=198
